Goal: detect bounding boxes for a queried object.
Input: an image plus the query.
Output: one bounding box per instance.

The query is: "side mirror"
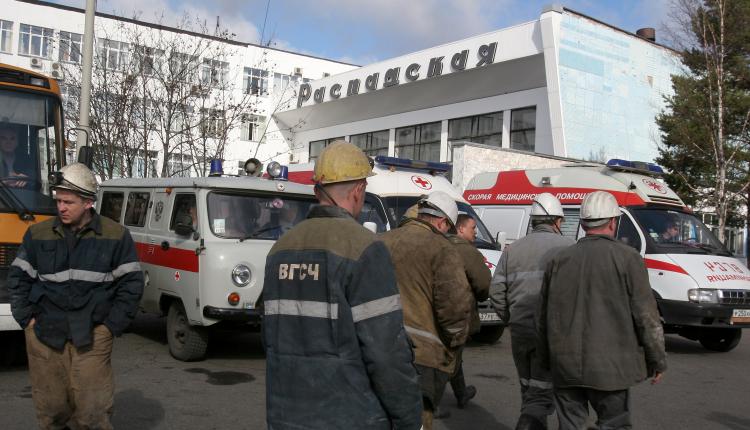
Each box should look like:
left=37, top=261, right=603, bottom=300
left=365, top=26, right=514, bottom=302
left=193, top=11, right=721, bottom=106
left=363, top=221, right=377, bottom=233
left=174, top=213, right=195, bottom=237
left=495, top=231, right=507, bottom=251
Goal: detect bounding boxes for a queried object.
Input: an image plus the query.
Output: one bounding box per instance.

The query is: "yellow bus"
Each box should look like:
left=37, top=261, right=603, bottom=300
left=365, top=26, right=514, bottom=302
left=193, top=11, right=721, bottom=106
left=0, top=63, right=66, bottom=364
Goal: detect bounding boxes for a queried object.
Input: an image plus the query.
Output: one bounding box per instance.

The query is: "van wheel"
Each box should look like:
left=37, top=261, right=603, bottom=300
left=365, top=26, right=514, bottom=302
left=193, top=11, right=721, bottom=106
left=472, top=325, right=505, bottom=344
left=167, top=301, right=208, bottom=361
left=699, top=328, right=741, bottom=352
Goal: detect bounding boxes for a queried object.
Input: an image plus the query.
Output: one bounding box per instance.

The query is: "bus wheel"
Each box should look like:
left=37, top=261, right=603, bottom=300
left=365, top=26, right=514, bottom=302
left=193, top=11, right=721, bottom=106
left=699, top=328, right=741, bottom=352
left=472, top=325, right=505, bottom=344
left=167, top=301, right=208, bottom=361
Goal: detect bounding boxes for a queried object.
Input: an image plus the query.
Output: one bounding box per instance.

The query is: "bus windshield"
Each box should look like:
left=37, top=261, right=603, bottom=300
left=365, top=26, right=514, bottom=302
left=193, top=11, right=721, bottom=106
left=0, top=90, right=59, bottom=215
left=207, top=191, right=314, bottom=240
left=630, top=208, right=732, bottom=256
left=380, top=196, right=497, bottom=248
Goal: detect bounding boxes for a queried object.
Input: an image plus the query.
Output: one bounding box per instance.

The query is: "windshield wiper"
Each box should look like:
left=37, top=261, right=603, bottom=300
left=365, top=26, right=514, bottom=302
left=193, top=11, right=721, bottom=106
left=239, top=225, right=281, bottom=242
left=693, top=243, right=732, bottom=256
left=0, top=177, right=34, bottom=220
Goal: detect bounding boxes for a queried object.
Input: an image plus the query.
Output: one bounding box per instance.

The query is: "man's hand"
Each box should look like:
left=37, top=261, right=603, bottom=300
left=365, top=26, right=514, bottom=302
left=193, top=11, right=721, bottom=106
left=651, top=371, right=663, bottom=385
left=27, top=318, right=36, bottom=328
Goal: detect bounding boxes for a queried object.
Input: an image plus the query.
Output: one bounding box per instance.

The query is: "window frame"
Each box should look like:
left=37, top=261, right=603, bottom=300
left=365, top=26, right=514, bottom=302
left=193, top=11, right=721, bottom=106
left=58, top=31, right=83, bottom=64
left=395, top=121, right=442, bottom=161
left=510, top=106, right=536, bottom=152
left=100, top=191, right=124, bottom=222
left=0, top=20, right=13, bottom=54
left=123, top=191, right=151, bottom=227
left=244, top=67, right=269, bottom=96
left=18, top=23, right=53, bottom=58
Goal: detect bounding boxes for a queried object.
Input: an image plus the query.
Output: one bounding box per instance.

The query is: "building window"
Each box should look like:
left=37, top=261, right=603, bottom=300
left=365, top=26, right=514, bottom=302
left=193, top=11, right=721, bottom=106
left=60, top=84, right=80, bottom=114
left=395, top=122, right=441, bottom=161
left=18, top=24, right=53, bottom=58
left=240, top=114, right=265, bottom=141
left=1, top=20, right=13, bottom=53
left=133, top=46, right=163, bottom=75
left=273, top=72, right=300, bottom=93
left=59, top=31, right=82, bottom=64
left=244, top=67, right=268, bottom=96
left=167, top=153, right=194, bottom=177
left=169, top=52, right=199, bottom=82
left=201, top=58, right=229, bottom=87
left=309, top=137, right=344, bottom=161
left=350, top=130, right=389, bottom=157
left=448, top=111, right=503, bottom=147
left=131, top=150, right=158, bottom=178
left=510, top=106, right=536, bottom=152
left=200, top=109, right=227, bottom=138
left=98, top=39, right=129, bottom=70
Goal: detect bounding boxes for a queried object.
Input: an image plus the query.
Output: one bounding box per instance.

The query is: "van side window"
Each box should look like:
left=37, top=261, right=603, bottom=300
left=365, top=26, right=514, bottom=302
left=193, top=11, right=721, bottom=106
left=526, top=208, right=581, bottom=239
left=617, top=214, right=642, bottom=251
left=100, top=191, right=124, bottom=222
left=171, top=194, right=197, bottom=231
left=124, top=192, right=150, bottom=227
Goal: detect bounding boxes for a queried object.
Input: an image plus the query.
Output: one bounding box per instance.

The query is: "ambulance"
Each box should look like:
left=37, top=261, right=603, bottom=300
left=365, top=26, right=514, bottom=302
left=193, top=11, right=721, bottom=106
left=97, top=163, right=316, bottom=361
left=464, top=159, right=750, bottom=352
left=289, top=156, right=505, bottom=343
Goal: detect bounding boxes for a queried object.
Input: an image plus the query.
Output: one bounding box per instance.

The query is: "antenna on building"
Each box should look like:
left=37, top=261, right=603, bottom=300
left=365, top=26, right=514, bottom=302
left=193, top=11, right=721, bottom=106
left=260, top=0, right=271, bottom=46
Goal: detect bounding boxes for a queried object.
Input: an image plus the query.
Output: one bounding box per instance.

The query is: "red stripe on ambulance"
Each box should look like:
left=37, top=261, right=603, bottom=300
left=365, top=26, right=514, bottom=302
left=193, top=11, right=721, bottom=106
left=643, top=258, right=688, bottom=275
left=135, top=242, right=199, bottom=272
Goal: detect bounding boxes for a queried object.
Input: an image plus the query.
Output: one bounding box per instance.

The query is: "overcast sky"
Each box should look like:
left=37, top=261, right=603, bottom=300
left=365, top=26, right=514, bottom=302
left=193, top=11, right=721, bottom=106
left=50, top=0, right=673, bottom=65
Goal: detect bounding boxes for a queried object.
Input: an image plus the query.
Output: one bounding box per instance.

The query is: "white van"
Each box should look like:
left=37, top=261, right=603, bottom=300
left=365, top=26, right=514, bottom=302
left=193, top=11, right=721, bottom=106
left=465, top=159, right=750, bottom=352
left=98, top=173, right=316, bottom=361
left=289, top=156, right=505, bottom=343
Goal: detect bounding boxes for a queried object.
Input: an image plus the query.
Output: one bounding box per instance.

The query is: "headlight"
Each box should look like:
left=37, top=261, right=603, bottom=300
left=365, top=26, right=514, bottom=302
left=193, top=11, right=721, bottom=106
left=688, top=288, right=719, bottom=303
left=231, top=264, right=252, bottom=287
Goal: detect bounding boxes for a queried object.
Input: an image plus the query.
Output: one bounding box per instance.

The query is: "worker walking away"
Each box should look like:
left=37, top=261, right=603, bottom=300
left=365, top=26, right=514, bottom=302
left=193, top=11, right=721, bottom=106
left=446, top=214, right=491, bottom=409
left=8, top=163, right=144, bottom=430
left=490, top=193, right=574, bottom=429
left=381, top=191, right=474, bottom=430
left=263, top=141, right=422, bottom=430
left=538, top=191, right=667, bottom=430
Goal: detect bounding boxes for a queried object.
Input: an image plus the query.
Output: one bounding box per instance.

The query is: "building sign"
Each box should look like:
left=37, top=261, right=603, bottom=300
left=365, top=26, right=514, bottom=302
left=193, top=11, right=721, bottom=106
left=297, top=42, right=499, bottom=108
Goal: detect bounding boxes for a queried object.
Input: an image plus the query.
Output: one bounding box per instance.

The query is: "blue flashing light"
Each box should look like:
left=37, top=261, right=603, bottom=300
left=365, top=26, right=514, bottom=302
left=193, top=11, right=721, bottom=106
left=606, top=159, right=664, bottom=175
left=374, top=155, right=451, bottom=173
left=209, top=159, right=224, bottom=176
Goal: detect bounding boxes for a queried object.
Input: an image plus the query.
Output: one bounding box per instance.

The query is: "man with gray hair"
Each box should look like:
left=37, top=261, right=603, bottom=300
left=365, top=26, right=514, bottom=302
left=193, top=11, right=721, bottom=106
left=490, top=193, right=574, bottom=429
left=538, top=191, right=667, bottom=430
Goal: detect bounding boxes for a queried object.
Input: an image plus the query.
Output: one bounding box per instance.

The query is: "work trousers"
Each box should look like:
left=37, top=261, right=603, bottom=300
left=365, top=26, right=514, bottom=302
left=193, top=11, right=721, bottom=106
left=511, top=329, right=554, bottom=422
left=25, top=323, right=115, bottom=430
left=449, top=346, right=468, bottom=400
left=416, top=364, right=451, bottom=430
left=554, top=387, right=631, bottom=430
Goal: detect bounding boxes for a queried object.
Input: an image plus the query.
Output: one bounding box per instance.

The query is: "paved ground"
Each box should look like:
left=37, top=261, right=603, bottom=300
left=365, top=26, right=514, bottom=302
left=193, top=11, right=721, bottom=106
left=2, top=313, right=750, bottom=429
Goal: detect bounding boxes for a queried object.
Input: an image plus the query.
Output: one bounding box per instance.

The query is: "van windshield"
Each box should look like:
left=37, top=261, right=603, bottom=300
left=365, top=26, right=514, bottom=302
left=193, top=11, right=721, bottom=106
left=630, top=208, right=731, bottom=256
left=207, top=192, right=314, bottom=240
left=381, top=196, right=496, bottom=248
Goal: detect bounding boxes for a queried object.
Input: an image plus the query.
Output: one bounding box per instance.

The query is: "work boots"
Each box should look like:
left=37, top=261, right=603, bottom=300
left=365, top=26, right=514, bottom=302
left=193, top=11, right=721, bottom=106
left=456, top=385, right=477, bottom=409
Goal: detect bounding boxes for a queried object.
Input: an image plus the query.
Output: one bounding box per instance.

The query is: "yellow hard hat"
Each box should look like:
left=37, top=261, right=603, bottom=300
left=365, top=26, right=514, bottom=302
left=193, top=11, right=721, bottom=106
left=312, top=141, right=375, bottom=184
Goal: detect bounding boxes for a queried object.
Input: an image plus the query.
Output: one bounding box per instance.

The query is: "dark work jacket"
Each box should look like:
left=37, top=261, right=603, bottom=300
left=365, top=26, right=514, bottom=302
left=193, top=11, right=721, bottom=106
left=538, top=234, right=667, bottom=391
left=8, top=211, right=144, bottom=350
left=263, top=205, right=422, bottom=430
left=447, top=235, right=491, bottom=334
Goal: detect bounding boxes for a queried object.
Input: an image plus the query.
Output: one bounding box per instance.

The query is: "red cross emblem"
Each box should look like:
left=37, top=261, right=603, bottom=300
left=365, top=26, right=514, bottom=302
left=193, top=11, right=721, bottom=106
left=642, top=178, right=667, bottom=194
left=411, top=175, right=432, bottom=190
left=174, top=271, right=181, bottom=282
left=484, top=257, right=496, bottom=270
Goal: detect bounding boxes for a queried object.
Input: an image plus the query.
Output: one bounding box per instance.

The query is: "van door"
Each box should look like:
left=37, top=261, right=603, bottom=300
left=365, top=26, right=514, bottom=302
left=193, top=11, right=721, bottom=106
left=162, top=192, right=201, bottom=324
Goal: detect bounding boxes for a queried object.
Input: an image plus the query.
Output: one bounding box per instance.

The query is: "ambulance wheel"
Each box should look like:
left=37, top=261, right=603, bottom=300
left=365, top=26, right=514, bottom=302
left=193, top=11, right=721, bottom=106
left=167, top=301, right=208, bottom=361
left=472, top=325, right=505, bottom=344
left=699, top=328, right=741, bottom=352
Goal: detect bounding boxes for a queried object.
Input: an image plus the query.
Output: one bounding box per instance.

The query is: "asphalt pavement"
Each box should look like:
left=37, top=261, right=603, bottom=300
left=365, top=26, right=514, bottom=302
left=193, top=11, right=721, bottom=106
left=1, top=313, right=750, bottom=429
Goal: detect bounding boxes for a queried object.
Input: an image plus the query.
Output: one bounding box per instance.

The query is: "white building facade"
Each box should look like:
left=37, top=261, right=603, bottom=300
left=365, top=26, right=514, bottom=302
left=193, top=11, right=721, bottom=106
left=276, top=5, right=682, bottom=172
left=0, top=0, right=357, bottom=176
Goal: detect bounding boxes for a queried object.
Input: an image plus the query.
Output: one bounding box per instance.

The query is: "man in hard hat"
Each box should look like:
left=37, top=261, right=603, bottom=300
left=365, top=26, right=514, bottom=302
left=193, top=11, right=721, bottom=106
left=380, top=191, right=474, bottom=429
left=445, top=213, right=491, bottom=409
left=490, top=193, right=574, bottom=429
left=7, top=163, right=144, bottom=430
left=538, top=191, right=667, bottom=430
left=263, top=141, right=421, bottom=430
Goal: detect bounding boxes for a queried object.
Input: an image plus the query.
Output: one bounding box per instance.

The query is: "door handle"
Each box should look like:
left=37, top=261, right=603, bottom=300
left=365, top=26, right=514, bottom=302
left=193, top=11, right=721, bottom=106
left=161, top=241, right=170, bottom=251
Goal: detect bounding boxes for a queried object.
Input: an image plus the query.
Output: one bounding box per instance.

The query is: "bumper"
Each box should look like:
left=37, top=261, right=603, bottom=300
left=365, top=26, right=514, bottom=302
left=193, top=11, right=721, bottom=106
left=659, top=299, right=750, bottom=328
left=203, top=306, right=262, bottom=323
left=477, top=300, right=503, bottom=326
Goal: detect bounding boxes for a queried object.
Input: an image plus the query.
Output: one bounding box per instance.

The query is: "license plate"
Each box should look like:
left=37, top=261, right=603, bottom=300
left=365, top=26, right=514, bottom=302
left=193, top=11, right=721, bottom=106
left=479, top=312, right=500, bottom=322
left=731, top=309, right=750, bottom=324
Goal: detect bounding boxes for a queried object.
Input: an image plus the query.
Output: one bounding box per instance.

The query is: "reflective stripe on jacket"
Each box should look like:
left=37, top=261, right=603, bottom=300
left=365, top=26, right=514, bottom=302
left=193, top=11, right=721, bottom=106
left=490, top=224, right=574, bottom=331
left=380, top=219, right=473, bottom=374
left=538, top=234, right=668, bottom=391
left=8, top=212, right=144, bottom=350
left=263, top=205, right=421, bottom=430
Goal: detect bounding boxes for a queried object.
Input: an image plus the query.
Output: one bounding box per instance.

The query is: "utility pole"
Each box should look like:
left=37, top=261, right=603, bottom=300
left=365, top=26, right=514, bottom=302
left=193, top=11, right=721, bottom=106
left=77, top=0, right=96, bottom=166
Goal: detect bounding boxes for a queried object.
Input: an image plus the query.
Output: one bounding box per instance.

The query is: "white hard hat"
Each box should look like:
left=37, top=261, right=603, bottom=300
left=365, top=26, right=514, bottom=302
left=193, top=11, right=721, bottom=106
left=580, top=191, right=620, bottom=221
left=418, top=191, right=458, bottom=226
left=52, top=163, right=98, bottom=200
left=531, top=193, right=564, bottom=217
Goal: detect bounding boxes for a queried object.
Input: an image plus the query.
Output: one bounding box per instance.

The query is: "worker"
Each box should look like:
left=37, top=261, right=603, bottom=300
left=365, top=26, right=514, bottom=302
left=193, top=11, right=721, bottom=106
left=490, top=193, right=574, bottom=429
left=262, top=141, right=422, bottom=429
left=446, top=213, right=491, bottom=409
left=538, top=191, right=667, bottom=429
left=381, top=191, right=474, bottom=429
left=8, top=163, right=144, bottom=429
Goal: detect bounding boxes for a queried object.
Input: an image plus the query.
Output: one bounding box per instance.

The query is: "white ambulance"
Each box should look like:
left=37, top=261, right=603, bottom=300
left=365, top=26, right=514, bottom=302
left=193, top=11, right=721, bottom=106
left=464, top=159, right=750, bottom=352
left=289, top=156, right=505, bottom=343
left=97, top=167, right=316, bottom=361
